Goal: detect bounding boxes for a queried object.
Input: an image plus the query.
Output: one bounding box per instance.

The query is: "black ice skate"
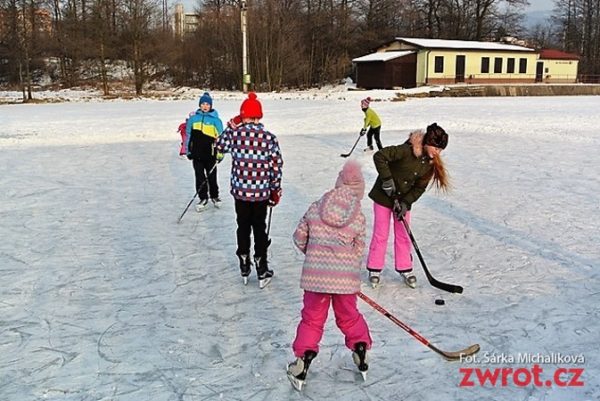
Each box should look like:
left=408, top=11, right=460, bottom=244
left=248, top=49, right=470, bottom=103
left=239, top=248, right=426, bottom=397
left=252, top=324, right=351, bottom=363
left=287, top=350, right=318, bottom=391
left=255, top=256, right=274, bottom=289
left=238, top=254, right=251, bottom=285
left=352, top=342, right=369, bottom=381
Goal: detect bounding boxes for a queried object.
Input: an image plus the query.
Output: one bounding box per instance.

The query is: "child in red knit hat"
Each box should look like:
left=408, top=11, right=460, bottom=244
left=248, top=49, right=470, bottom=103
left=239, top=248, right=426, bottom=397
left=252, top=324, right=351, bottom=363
left=216, top=92, right=284, bottom=289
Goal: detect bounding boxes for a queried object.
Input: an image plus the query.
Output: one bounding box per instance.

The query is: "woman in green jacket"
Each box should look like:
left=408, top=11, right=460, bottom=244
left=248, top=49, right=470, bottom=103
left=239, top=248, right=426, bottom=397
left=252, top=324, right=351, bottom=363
left=366, top=123, right=449, bottom=288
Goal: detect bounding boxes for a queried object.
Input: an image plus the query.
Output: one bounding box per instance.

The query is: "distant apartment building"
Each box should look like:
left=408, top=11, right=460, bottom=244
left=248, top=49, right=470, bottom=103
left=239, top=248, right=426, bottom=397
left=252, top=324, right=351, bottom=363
left=173, top=3, right=199, bottom=37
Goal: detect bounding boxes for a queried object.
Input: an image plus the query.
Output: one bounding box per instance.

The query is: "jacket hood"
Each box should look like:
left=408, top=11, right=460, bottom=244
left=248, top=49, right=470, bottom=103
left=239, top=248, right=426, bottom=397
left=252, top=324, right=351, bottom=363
left=318, top=187, right=361, bottom=228
left=335, top=159, right=365, bottom=199
left=408, top=130, right=425, bottom=157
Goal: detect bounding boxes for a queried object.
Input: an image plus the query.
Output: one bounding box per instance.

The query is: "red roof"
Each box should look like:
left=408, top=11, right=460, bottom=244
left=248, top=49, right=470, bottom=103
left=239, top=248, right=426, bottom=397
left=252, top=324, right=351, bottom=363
left=539, top=49, right=580, bottom=60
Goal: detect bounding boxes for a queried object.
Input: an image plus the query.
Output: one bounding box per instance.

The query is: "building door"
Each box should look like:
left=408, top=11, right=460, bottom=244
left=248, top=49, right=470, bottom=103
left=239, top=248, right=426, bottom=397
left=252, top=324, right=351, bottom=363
left=455, top=55, right=466, bottom=83
left=536, top=62, right=544, bottom=82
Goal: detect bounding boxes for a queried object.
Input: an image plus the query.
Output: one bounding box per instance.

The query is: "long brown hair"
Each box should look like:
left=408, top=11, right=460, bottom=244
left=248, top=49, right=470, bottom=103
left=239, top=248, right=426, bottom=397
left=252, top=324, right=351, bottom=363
left=430, top=154, right=450, bottom=192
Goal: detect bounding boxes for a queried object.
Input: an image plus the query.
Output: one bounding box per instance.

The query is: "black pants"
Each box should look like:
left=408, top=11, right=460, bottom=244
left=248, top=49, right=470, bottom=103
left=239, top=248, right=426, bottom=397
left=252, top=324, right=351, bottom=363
left=192, top=158, right=218, bottom=200
left=367, top=126, right=383, bottom=150
left=235, top=199, right=269, bottom=269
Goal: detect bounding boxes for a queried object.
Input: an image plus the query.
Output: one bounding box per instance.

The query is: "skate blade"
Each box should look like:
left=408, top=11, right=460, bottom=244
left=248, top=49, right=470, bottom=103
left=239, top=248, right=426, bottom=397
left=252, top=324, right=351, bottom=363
left=360, top=371, right=368, bottom=381
left=287, top=373, right=304, bottom=391
left=243, top=277, right=248, bottom=285
left=259, top=277, right=272, bottom=289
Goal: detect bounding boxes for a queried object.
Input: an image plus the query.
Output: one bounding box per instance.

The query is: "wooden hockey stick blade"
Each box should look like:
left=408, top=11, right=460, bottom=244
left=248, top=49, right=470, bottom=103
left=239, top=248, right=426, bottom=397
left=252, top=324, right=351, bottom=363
left=432, top=343, right=481, bottom=361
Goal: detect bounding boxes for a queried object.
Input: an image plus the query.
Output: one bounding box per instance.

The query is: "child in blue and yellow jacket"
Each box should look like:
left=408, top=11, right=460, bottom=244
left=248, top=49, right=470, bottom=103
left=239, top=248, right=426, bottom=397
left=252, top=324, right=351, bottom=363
left=186, top=92, right=224, bottom=211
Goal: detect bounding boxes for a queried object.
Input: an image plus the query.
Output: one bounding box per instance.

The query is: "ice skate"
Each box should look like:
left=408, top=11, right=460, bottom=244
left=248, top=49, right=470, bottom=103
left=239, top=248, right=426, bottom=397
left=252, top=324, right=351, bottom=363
left=257, top=270, right=273, bottom=289
left=195, top=199, right=209, bottom=212
left=238, top=254, right=251, bottom=285
left=211, top=197, right=222, bottom=208
left=399, top=271, right=417, bottom=288
left=255, top=256, right=273, bottom=289
left=368, top=271, right=381, bottom=288
left=363, top=146, right=374, bottom=152
left=352, top=342, right=369, bottom=381
left=287, top=350, right=317, bottom=391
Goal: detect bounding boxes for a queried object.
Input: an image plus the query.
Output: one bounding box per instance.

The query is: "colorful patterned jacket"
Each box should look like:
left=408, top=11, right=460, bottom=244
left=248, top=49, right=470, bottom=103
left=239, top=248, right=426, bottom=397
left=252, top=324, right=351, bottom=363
left=216, top=122, right=283, bottom=202
left=293, top=187, right=366, bottom=294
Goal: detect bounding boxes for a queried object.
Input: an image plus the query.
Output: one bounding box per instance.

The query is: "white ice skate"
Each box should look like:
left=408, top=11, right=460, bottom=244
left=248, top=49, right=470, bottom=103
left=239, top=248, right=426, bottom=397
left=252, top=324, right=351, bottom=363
left=195, top=199, right=209, bottom=212
left=368, top=271, right=381, bottom=288
left=400, top=271, right=417, bottom=288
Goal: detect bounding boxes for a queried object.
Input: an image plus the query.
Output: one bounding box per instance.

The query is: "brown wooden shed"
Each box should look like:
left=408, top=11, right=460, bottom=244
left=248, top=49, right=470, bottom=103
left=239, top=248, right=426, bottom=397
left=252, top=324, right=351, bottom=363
left=352, top=51, right=417, bottom=89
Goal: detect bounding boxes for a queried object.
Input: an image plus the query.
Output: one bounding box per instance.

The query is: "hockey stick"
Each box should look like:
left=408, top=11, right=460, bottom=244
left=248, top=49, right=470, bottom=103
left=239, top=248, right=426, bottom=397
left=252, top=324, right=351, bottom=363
left=177, top=191, right=199, bottom=224
left=340, top=133, right=362, bottom=158
left=396, top=203, right=463, bottom=293
left=358, top=292, right=479, bottom=360
left=177, top=162, right=218, bottom=224
left=266, top=206, right=273, bottom=248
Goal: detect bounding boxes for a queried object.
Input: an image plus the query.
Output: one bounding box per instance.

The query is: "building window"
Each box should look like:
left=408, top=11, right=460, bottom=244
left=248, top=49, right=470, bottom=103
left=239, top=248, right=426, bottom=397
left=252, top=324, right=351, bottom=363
left=507, top=58, right=515, bottom=73
left=519, top=58, right=527, bottom=73
left=494, top=57, right=503, bottom=73
left=481, top=57, right=490, bottom=73
left=434, top=56, right=444, bottom=73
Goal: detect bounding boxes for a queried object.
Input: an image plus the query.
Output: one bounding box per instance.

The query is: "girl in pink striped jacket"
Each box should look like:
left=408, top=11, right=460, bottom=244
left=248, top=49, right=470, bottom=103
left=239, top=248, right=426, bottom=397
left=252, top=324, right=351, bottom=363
left=287, top=160, right=372, bottom=390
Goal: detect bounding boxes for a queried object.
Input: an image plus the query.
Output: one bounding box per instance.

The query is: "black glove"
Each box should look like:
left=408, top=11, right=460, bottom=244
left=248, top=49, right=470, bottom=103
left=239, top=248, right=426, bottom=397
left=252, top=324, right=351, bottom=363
left=381, top=178, right=396, bottom=197
left=393, top=200, right=408, bottom=220
left=186, top=153, right=193, bottom=160
left=360, top=128, right=367, bottom=137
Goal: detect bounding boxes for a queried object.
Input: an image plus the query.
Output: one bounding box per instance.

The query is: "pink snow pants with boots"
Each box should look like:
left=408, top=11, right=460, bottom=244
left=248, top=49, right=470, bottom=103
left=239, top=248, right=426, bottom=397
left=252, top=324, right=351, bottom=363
left=367, top=202, right=413, bottom=272
left=292, top=291, right=372, bottom=357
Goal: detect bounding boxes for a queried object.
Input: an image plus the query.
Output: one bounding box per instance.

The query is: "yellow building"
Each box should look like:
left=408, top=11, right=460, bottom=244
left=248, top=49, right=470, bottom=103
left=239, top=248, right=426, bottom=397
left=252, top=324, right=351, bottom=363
left=537, top=49, right=580, bottom=83
left=353, top=37, right=550, bottom=89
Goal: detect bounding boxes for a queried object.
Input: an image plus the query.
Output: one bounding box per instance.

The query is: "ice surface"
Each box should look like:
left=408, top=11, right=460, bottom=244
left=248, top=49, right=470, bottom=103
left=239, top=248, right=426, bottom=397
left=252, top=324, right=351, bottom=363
left=1, top=91, right=598, bottom=400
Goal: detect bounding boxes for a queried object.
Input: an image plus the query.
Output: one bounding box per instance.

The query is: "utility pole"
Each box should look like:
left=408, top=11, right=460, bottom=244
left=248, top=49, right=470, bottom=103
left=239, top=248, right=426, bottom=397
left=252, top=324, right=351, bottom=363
left=241, top=1, right=249, bottom=92
left=162, top=0, right=168, bottom=32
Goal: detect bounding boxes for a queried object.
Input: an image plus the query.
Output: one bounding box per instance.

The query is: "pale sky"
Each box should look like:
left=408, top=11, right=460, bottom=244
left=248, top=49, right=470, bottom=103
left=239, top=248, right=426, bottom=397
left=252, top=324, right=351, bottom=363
left=527, top=0, right=553, bottom=12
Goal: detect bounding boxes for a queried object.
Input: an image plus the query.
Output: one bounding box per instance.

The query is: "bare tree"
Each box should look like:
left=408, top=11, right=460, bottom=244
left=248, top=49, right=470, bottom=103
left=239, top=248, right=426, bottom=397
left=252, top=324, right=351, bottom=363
left=118, top=0, right=161, bottom=94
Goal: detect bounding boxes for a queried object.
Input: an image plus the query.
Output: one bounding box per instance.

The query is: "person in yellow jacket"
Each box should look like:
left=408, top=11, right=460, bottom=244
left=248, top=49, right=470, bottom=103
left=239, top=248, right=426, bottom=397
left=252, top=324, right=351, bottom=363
left=360, top=97, right=383, bottom=151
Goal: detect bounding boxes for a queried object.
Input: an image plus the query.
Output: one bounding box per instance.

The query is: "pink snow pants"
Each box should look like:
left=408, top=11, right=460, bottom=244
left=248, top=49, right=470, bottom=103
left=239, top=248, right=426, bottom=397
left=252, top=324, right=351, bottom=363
left=178, top=124, right=187, bottom=155
left=292, top=291, right=372, bottom=357
left=366, top=202, right=413, bottom=272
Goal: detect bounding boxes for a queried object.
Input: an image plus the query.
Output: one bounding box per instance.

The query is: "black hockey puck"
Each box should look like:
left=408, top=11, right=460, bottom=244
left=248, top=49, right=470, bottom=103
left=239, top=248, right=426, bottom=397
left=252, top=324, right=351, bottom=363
left=435, top=299, right=445, bottom=306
